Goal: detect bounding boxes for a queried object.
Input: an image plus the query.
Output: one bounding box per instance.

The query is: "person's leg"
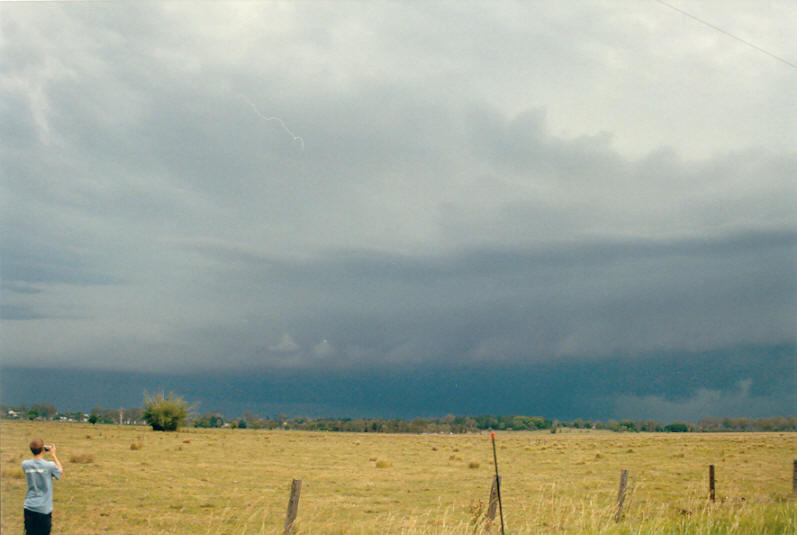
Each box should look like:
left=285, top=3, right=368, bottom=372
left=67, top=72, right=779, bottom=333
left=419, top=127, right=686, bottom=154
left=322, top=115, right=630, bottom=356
left=23, top=509, right=52, bottom=535
left=24, top=508, right=36, bottom=535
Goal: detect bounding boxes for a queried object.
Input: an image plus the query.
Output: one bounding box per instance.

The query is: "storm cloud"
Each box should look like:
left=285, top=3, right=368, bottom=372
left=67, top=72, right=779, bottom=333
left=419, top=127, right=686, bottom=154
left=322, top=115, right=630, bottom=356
left=1, top=2, right=795, bottom=418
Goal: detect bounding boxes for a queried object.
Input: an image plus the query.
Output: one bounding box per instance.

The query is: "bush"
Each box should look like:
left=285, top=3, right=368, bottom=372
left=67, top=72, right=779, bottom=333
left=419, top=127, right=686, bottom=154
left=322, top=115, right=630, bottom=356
left=142, top=392, right=189, bottom=432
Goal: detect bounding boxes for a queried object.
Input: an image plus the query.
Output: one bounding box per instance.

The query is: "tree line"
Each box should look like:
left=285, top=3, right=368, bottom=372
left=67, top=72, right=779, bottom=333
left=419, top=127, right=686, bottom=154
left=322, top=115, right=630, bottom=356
left=3, top=400, right=796, bottom=434
left=2, top=403, right=144, bottom=425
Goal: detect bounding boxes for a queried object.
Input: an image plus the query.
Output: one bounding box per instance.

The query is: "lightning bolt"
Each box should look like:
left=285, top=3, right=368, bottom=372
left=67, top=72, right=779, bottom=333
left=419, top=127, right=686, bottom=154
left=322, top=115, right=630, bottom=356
left=239, top=95, right=305, bottom=150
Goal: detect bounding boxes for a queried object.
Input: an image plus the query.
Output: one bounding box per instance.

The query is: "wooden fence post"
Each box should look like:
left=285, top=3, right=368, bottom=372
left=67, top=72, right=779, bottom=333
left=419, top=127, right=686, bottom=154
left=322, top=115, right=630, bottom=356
left=792, top=460, right=796, bottom=497
left=284, top=479, right=302, bottom=535
left=614, top=469, right=629, bottom=522
left=487, top=475, right=500, bottom=522
left=709, top=465, right=715, bottom=502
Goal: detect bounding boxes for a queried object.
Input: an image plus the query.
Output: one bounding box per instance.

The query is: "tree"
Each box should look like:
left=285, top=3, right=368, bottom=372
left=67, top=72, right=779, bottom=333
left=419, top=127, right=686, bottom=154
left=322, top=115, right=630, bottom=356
left=142, top=392, right=189, bottom=431
left=33, top=403, right=57, bottom=420
left=640, top=420, right=663, bottom=432
left=608, top=420, right=638, bottom=432
left=241, top=411, right=259, bottom=428
left=409, top=418, right=427, bottom=433
left=100, top=408, right=119, bottom=424
left=124, top=407, right=143, bottom=425
left=193, top=413, right=224, bottom=428
left=70, top=411, right=86, bottom=422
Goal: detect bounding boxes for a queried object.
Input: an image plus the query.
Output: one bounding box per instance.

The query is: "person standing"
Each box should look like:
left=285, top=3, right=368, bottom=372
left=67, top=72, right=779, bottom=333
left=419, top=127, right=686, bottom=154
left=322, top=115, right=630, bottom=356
left=22, top=438, right=63, bottom=535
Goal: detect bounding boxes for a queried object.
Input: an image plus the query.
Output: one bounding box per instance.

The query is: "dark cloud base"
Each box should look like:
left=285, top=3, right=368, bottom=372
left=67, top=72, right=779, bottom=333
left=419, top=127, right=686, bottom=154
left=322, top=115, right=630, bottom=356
left=2, top=344, right=793, bottom=421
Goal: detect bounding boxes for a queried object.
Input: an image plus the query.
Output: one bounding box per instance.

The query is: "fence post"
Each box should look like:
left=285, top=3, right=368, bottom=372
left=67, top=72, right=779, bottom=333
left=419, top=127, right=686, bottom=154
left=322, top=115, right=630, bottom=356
left=709, top=465, right=715, bottom=502
left=284, top=479, right=302, bottom=535
left=614, top=469, right=629, bottom=522
left=487, top=475, right=500, bottom=522
left=792, top=460, right=796, bottom=497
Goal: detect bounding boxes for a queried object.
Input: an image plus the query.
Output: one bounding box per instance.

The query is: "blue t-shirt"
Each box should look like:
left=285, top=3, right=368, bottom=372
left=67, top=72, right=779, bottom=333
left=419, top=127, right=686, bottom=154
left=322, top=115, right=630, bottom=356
left=22, top=459, right=62, bottom=514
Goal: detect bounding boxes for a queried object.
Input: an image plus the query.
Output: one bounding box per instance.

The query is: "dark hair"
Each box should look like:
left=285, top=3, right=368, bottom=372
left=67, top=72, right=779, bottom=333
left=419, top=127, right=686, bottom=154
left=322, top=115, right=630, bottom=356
left=29, top=438, right=44, bottom=455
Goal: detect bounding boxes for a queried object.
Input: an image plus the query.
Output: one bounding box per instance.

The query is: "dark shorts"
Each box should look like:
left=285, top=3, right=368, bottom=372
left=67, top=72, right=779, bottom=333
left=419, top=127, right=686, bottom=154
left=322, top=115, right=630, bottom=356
left=24, top=508, right=52, bottom=535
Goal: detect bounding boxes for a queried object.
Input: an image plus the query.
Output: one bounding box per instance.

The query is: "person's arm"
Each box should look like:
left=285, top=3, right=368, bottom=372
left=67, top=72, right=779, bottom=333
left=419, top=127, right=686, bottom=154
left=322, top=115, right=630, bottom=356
left=49, top=444, right=64, bottom=474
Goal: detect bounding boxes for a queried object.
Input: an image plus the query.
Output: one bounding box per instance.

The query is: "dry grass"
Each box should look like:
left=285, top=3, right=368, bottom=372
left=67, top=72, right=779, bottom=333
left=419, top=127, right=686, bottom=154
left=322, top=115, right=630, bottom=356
left=68, top=452, right=95, bottom=464
left=1, top=421, right=794, bottom=534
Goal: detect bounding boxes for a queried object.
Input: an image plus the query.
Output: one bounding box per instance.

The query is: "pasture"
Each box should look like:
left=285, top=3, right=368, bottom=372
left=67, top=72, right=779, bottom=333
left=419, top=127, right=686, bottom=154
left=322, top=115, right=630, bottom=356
left=1, top=421, right=794, bottom=534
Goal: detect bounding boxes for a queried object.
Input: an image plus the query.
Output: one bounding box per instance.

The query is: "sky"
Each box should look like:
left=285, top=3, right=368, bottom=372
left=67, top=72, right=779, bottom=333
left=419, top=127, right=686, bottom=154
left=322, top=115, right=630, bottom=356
left=1, top=2, right=795, bottom=420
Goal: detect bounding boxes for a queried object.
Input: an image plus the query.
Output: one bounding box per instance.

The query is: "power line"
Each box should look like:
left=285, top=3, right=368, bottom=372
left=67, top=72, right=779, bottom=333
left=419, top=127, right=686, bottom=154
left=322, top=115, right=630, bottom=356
left=654, top=0, right=796, bottom=70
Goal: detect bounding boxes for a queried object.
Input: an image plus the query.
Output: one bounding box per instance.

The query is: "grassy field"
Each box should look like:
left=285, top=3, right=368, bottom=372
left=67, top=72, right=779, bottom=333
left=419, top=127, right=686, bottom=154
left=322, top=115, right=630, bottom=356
left=1, top=421, right=794, bottom=534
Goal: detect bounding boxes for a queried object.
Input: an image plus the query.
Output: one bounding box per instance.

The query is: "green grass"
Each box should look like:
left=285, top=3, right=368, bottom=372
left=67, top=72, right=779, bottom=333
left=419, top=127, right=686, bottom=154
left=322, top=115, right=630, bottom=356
left=2, top=421, right=794, bottom=534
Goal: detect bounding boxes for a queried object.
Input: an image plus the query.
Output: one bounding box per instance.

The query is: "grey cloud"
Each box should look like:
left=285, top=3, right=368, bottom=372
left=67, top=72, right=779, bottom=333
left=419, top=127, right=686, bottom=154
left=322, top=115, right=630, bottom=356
left=134, top=229, right=794, bottom=371
left=312, top=340, right=335, bottom=359
left=1, top=2, right=794, bottom=383
left=0, top=304, right=46, bottom=321
left=0, top=238, right=121, bottom=286
left=269, top=334, right=300, bottom=353
left=611, top=379, right=796, bottom=422
left=2, top=283, right=44, bottom=295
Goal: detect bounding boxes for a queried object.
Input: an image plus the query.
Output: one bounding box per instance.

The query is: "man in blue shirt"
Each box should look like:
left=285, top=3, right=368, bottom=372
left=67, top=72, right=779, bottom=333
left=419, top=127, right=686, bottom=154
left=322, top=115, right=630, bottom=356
left=22, top=438, right=63, bottom=535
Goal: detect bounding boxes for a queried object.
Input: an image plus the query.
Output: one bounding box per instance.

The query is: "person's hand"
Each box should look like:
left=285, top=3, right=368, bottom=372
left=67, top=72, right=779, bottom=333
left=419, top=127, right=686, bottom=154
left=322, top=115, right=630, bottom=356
left=48, top=444, right=56, bottom=454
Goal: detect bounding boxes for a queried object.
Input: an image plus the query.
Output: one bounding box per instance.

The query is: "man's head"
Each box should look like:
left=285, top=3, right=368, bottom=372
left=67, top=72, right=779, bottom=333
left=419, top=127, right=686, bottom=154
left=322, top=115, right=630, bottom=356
left=29, top=438, right=45, bottom=455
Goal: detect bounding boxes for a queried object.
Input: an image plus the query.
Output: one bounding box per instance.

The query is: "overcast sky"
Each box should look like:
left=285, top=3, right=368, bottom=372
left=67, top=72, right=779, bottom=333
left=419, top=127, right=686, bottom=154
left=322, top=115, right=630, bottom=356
left=1, top=2, right=795, bottom=417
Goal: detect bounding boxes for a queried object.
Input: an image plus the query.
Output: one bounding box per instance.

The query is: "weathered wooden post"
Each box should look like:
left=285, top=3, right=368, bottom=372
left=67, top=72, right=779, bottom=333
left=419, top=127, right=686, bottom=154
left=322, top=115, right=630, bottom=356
left=614, top=469, right=629, bottom=522
left=792, top=460, right=796, bottom=497
left=709, top=465, right=715, bottom=502
left=490, top=432, right=505, bottom=535
left=284, top=479, right=302, bottom=535
left=487, top=475, right=501, bottom=523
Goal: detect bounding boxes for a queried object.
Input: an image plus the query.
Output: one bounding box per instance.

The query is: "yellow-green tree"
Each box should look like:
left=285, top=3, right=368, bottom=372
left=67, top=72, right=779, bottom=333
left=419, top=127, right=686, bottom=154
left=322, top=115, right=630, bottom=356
left=142, top=392, right=189, bottom=431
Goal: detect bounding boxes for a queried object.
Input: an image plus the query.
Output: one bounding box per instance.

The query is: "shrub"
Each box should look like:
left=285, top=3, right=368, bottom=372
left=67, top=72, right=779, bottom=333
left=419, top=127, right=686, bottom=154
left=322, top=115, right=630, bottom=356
left=664, top=422, right=690, bottom=433
left=142, top=392, right=189, bottom=432
left=70, top=453, right=94, bottom=464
